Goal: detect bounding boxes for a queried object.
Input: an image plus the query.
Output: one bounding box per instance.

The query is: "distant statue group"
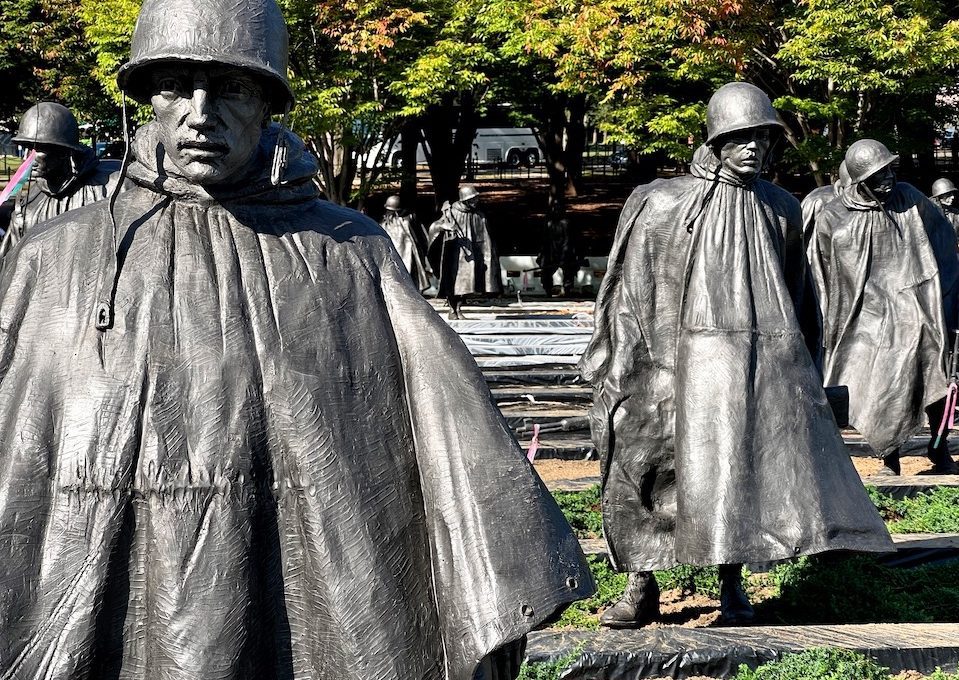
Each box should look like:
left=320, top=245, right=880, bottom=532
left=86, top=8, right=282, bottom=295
left=1, top=0, right=959, bottom=675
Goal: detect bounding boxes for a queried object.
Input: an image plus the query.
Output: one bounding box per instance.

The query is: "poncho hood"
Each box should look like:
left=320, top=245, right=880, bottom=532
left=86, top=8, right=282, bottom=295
left=126, top=121, right=318, bottom=205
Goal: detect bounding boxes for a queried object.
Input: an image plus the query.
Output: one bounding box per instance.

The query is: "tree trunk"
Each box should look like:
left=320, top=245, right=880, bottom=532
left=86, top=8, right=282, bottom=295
left=399, top=119, right=420, bottom=213
left=420, top=94, right=479, bottom=210
left=564, top=95, right=588, bottom=197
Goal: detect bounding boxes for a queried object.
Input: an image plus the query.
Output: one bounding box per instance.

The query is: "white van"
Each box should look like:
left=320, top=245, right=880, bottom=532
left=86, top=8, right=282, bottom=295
left=367, top=128, right=541, bottom=169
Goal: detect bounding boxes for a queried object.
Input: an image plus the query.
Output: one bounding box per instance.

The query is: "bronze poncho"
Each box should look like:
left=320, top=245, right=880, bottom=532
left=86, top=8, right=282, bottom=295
left=428, top=202, right=503, bottom=297
left=380, top=210, right=431, bottom=291
left=811, top=183, right=959, bottom=456
left=0, top=124, right=592, bottom=679
left=581, top=151, right=892, bottom=572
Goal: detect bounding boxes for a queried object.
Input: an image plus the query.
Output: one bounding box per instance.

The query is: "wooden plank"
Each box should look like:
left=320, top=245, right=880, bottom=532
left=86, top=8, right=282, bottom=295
left=527, top=624, right=959, bottom=678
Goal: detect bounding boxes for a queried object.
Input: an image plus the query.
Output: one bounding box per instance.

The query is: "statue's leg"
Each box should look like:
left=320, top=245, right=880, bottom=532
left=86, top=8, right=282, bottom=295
left=719, top=563, right=754, bottom=625
left=599, top=570, right=660, bottom=628
left=878, top=448, right=901, bottom=476
left=926, top=398, right=957, bottom=473
left=448, top=295, right=460, bottom=320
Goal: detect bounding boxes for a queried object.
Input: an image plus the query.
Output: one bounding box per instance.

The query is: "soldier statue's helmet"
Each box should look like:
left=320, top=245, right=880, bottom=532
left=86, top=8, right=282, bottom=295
left=117, top=0, right=294, bottom=114
left=706, top=82, right=783, bottom=145
left=12, top=102, right=85, bottom=152
left=931, top=178, right=958, bottom=199
left=844, top=139, right=899, bottom=186
left=384, top=195, right=402, bottom=211
left=458, top=185, right=480, bottom=202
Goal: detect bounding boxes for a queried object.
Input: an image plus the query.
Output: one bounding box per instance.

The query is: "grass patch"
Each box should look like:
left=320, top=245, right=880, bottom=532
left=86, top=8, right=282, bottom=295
left=758, top=555, right=959, bottom=624
left=552, top=486, right=602, bottom=538
left=867, top=486, right=959, bottom=533
left=732, top=649, right=959, bottom=680
left=517, top=645, right=583, bottom=680
left=732, top=648, right=892, bottom=680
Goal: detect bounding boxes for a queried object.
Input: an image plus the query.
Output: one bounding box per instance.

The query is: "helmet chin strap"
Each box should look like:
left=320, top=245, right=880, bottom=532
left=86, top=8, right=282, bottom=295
left=270, top=104, right=291, bottom=186
left=861, top=180, right=901, bottom=236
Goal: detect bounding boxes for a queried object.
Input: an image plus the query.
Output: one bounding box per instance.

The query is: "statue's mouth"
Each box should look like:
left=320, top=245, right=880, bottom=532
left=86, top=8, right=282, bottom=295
left=179, top=140, right=229, bottom=156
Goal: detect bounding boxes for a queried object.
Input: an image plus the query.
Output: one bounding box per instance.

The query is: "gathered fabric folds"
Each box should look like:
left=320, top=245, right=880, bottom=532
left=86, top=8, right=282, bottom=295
left=381, top=211, right=431, bottom=291
left=811, top=184, right=959, bottom=457
left=0, top=123, right=592, bottom=680
left=581, top=150, right=892, bottom=572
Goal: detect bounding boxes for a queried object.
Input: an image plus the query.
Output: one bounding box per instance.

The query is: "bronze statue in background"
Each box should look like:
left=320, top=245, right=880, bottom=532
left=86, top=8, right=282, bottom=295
left=810, top=140, right=959, bottom=475
left=0, top=0, right=593, bottom=677
left=380, top=194, right=431, bottom=291
left=582, top=82, right=893, bottom=629
left=538, top=200, right=580, bottom=296
left=428, top=185, right=503, bottom=319
left=0, top=102, right=124, bottom=255
left=931, top=178, right=959, bottom=240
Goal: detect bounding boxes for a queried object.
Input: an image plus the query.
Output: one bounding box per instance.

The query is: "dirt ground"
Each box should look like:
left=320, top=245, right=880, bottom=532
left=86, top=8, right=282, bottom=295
left=533, top=455, right=946, bottom=484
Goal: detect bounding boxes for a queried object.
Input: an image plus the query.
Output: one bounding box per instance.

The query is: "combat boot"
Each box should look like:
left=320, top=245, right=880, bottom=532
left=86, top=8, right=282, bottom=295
left=599, top=571, right=660, bottom=628
left=719, top=564, right=754, bottom=625
left=927, top=440, right=958, bottom=474
left=876, top=449, right=901, bottom=476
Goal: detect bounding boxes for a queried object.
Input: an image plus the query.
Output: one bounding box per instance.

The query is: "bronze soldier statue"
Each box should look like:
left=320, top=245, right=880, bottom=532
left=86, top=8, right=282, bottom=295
left=811, top=140, right=959, bottom=475
left=0, top=102, right=124, bottom=256
left=931, top=178, right=959, bottom=241
left=0, top=0, right=593, bottom=677
left=380, top=194, right=431, bottom=291
left=428, top=185, right=503, bottom=319
left=538, top=199, right=580, bottom=296
left=582, top=82, right=892, bottom=628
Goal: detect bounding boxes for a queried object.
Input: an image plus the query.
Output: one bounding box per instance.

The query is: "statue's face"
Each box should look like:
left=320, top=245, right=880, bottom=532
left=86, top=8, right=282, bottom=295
left=862, top=165, right=896, bottom=202
left=150, top=65, right=270, bottom=185
left=31, top=144, right=73, bottom=190
left=942, top=193, right=957, bottom=208
left=718, top=127, right=770, bottom=180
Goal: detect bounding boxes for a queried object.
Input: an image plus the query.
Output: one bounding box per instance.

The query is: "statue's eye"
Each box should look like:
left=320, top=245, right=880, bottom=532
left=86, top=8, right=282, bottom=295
left=220, top=79, right=255, bottom=98
left=155, top=77, right=181, bottom=96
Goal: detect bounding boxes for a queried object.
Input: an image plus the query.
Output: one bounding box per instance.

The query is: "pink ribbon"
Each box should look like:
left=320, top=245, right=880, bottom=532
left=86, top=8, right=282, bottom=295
left=934, top=381, right=958, bottom=449
left=0, top=151, right=37, bottom=206
left=526, top=423, right=540, bottom=462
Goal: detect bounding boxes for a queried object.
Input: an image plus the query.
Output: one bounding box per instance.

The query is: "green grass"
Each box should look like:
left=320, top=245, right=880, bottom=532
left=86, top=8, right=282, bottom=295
left=518, top=647, right=959, bottom=680
left=555, top=485, right=959, bottom=539
left=517, top=645, right=584, bottom=680
left=732, top=649, right=959, bottom=680
left=757, top=555, right=959, bottom=624
left=733, top=648, right=891, bottom=680
left=867, top=487, right=959, bottom=534
left=552, top=485, right=602, bottom=538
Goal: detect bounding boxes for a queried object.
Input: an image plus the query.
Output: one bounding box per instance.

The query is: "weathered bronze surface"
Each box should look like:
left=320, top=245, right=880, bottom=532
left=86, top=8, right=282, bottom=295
left=0, top=0, right=593, bottom=677
left=380, top=195, right=432, bottom=291
left=810, top=141, right=959, bottom=458
left=931, top=178, right=959, bottom=239
left=582, top=84, right=892, bottom=583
